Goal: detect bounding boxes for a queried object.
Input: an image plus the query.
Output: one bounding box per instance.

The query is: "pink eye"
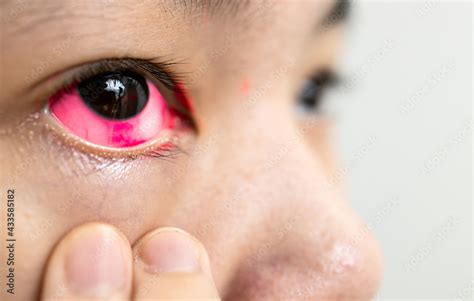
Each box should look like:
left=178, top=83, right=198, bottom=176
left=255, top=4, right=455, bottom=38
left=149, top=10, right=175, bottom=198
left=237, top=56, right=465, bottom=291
left=48, top=72, right=182, bottom=148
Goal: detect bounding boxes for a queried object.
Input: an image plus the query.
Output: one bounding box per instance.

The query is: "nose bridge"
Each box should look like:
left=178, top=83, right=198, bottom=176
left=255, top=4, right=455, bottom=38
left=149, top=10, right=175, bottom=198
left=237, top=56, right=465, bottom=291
left=212, top=99, right=322, bottom=203
left=197, top=101, right=339, bottom=236
left=201, top=90, right=337, bottom=213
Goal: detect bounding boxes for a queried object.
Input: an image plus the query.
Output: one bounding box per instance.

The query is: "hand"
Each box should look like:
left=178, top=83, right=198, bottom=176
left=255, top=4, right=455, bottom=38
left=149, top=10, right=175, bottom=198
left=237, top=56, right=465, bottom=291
left=40, top=223, right=220, bottom=300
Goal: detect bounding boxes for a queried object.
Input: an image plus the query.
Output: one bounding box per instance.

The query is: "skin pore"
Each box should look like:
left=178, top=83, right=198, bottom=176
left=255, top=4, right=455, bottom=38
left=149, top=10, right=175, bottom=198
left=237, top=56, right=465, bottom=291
left=0, top=0, right=382, bottom=300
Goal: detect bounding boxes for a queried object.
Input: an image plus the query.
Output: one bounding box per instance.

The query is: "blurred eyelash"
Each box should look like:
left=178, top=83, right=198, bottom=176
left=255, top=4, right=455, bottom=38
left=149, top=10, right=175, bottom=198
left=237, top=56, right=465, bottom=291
left=41, top=58, right=190, bottom=162
left=311, top=69, right=341, bottom=89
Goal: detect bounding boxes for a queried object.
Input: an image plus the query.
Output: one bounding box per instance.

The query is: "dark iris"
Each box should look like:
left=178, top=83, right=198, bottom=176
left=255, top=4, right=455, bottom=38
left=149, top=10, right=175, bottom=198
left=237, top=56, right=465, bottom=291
left=78, top=71, right=149, bottom=120
left=298, top=70, right=335, bottom=112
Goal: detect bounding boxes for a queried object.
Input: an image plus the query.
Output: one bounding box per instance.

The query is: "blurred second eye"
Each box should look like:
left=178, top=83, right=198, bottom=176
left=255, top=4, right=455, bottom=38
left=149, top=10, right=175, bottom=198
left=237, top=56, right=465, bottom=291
left=297, top=70, right=338, bottom=114
left=48, top=71, right=182, bottom=148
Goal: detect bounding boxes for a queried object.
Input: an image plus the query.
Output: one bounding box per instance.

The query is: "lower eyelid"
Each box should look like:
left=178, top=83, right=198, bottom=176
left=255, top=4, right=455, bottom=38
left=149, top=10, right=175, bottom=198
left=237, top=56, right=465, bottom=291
left=12, top=109, right=187, bottom=179
left=42, top=106, right=183, bottom=159
left=10, top=111, right=132, bottom=177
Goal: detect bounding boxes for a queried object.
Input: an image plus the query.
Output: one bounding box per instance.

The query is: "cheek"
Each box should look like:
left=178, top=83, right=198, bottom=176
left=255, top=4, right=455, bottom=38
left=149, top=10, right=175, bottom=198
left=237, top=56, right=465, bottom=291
left=49, top=81, right=176, bottom=148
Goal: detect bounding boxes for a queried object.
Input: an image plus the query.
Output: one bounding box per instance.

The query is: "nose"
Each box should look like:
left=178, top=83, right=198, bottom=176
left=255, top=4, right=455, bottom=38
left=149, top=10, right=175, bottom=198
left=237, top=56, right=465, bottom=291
left=162, top=98, right=383, bottom=300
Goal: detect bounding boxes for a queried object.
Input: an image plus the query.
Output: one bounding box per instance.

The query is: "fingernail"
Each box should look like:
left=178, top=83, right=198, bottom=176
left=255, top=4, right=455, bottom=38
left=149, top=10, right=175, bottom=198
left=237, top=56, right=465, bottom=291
left=137, top=228, right=200, bottom=274
left=64, top=226, right=129, bottom=297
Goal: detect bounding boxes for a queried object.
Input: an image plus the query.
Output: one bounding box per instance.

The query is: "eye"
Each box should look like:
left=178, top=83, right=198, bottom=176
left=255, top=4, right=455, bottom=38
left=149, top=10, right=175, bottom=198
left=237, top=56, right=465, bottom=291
left=48, top=70, right=187, bottom=148
left=297, top=70, right=338, bottom=114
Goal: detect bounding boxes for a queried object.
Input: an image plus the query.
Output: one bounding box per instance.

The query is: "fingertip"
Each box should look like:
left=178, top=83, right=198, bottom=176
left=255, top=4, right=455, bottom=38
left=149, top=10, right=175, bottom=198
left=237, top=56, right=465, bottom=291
left=132, top=227, right=220, bottom=300
left=41, top=222, right=132, bottom=300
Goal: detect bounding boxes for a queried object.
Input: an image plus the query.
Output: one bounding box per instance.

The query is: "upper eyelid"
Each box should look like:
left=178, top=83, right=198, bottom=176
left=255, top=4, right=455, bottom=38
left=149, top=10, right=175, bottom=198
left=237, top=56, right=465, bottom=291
left=24, top=57, right=187, bottom=107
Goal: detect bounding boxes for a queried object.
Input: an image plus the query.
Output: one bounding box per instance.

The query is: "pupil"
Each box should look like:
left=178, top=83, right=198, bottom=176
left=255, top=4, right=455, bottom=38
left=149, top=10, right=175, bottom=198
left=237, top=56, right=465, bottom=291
left=78, top=72, right=149, bottom=120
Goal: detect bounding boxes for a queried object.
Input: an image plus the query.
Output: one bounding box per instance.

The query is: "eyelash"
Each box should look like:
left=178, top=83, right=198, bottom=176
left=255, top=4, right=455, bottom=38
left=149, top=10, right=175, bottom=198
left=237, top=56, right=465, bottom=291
left=48, top=58, right=184, bottom=97
left=43, top=58, right=191, bottom=161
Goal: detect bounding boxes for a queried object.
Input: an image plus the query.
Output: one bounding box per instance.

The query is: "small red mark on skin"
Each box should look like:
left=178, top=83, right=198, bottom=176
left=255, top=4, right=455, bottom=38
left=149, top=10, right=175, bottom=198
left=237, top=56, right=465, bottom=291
left=240, top=78, right=251, bottom=97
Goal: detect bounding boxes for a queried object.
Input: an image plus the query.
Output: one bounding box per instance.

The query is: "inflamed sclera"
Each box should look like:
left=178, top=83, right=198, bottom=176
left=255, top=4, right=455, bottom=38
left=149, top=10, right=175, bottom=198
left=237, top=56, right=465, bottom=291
left=48, top=72, right=177, bottom=148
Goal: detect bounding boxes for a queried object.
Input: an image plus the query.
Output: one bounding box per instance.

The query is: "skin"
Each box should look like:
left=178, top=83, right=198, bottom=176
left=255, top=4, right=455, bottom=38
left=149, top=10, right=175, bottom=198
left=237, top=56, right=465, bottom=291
left=0, top=0, right=383, bottom=300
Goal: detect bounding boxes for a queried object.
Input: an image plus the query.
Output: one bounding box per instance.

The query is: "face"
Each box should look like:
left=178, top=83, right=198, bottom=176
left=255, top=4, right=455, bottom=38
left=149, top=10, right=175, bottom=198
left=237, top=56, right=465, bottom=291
left=0, top=0, right=382, bottom=300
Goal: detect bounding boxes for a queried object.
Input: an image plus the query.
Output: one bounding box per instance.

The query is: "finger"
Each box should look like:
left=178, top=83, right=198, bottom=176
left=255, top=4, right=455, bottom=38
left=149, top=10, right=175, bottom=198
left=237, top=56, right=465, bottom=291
left=132, top=227, right=220, bottom=300
left=41, top=222, right=132, bottom=301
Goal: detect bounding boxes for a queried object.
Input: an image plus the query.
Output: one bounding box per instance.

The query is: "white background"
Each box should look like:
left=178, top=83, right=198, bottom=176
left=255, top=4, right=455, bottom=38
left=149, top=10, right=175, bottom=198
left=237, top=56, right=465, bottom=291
left=331, top=1, right=472, bottom=299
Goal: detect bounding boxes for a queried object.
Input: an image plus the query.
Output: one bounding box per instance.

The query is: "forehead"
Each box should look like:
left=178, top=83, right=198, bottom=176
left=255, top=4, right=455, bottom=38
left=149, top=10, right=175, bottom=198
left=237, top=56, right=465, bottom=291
left=2, top=0, right=342, bottom=34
